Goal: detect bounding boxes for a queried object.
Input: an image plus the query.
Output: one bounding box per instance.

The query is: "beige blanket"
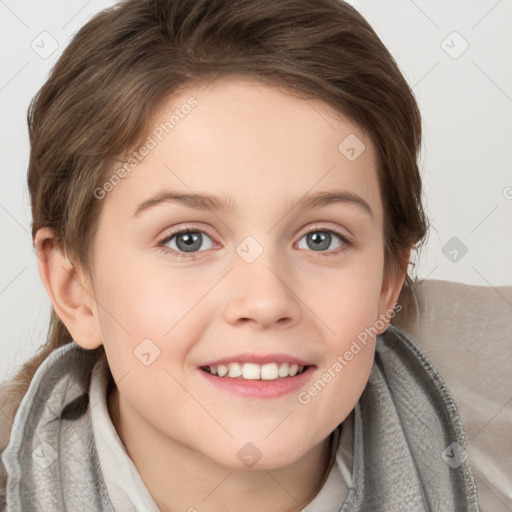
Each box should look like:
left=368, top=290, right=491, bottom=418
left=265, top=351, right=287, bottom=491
left=394, top=279, right=512, bottom=511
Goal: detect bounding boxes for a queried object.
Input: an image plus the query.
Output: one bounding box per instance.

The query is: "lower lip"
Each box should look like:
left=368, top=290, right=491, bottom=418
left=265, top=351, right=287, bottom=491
left=197, top=366, right=316, bottom=398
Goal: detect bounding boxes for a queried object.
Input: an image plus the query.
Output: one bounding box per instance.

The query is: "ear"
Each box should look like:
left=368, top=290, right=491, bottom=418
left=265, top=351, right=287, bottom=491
left=377, top=248, right=411, bottom=333
left=34, top=227, right=103, bottom=350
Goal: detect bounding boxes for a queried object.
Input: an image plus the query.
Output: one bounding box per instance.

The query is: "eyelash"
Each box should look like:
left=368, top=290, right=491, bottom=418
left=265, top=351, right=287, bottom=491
left=156, top=224, right=352, bottom=260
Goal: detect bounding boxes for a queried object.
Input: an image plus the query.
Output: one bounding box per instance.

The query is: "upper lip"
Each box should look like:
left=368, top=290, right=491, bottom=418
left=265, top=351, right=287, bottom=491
left=199, top=353, right=315, bottom=367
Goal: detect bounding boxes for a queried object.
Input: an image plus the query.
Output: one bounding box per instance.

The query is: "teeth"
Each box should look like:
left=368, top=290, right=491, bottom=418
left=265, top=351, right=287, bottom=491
left=203, top=362, right=306, bottom=380
left=228, top=362, right=242, bottom=378
left=261, top=363, right=277, bottom=380
left=278, top=362, right=289, bottom=377
left=288, top=364, right=299, bottom=376
left=242, top=363, right=260, bottom=379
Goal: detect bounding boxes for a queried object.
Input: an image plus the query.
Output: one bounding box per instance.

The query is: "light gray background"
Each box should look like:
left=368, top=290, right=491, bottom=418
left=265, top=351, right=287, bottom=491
left=1, top=0, right=511, bottom=380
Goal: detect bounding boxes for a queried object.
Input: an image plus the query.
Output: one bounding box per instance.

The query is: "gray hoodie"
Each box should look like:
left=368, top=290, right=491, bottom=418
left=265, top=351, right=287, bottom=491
left=0, top=324, right=480, bottom=511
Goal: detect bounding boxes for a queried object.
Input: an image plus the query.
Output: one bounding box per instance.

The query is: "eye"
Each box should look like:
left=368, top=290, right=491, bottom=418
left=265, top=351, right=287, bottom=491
left=157, top=225, right=351, bottom=260
left=158, top=228, right=215, bottom=258
left=296, top=227, right=351, bottom=255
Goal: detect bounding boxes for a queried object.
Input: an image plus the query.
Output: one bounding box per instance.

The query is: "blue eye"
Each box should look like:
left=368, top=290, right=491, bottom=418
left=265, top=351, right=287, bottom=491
left=158, top=229, right=214, bottom=258
left=157, top=226, right=351, bottom=260
left=296, top=228, right=350, bottom=255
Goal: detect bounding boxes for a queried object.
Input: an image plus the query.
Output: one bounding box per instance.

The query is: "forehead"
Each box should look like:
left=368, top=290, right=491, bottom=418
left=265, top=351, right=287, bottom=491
left=100, top=77, right=382, bottom=224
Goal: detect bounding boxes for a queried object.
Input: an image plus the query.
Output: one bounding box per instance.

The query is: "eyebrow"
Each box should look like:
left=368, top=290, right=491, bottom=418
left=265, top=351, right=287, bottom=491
left=131, top=189, right=373, bottom=219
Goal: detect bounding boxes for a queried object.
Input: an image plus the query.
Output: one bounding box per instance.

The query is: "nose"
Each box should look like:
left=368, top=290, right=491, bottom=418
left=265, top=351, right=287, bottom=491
left=222, top=248, right=302, bottom=329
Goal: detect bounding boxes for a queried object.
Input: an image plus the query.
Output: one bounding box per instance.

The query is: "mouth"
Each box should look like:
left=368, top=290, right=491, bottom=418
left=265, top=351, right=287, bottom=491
left=197, top=361, right=316, bottom=398
left=199, top=362, right=310, bottom=380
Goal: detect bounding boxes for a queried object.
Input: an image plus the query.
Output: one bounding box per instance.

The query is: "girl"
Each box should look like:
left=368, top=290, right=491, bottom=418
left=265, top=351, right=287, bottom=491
left=0, top=0, right=480, bottom=510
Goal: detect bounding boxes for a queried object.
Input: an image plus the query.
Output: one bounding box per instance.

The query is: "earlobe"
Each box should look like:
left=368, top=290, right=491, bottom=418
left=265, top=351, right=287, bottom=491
left=34, top=228, right=103, bottom=350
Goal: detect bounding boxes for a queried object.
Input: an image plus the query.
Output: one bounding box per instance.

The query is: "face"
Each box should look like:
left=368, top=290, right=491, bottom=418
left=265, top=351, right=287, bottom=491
left=84, top=77, right=400, bottom=470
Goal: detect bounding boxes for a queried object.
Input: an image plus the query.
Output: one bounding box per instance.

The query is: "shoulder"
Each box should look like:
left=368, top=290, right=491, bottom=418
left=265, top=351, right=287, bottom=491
left=0, top=413, right=11, bottom=509
left=393, top=279, right=512, bottom=512
left=0, top=377, right=17, bottom=509
left=393, top=279, right=511, bottom=383
left=0, top=343, right=103, bottom=510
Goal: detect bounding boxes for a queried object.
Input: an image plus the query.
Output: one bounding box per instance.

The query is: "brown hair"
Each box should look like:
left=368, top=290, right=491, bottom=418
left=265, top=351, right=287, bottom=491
left=0, top=0, right=427, bottom=449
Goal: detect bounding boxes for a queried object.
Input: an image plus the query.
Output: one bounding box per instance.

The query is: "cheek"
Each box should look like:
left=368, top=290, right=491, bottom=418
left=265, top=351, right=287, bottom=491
left=95, top=253, right=205, bottom=334
left=298, top=245, right=383, bottom=412
left=299, top=282, right=380, bottom=429
left=93, top=259, right=215, bottom=380
left=310, top=246, right=385, bottom=335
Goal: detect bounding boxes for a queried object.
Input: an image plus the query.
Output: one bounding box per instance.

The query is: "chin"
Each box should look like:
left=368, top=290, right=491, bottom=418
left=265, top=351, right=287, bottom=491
left=206, top=436, right=315, bottom=472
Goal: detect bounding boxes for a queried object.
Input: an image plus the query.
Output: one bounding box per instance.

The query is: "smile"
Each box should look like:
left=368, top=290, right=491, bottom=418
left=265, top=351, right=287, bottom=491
left=198, top=363, right=315, bottom=399
left=200, top=362, right=308, bottom=380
